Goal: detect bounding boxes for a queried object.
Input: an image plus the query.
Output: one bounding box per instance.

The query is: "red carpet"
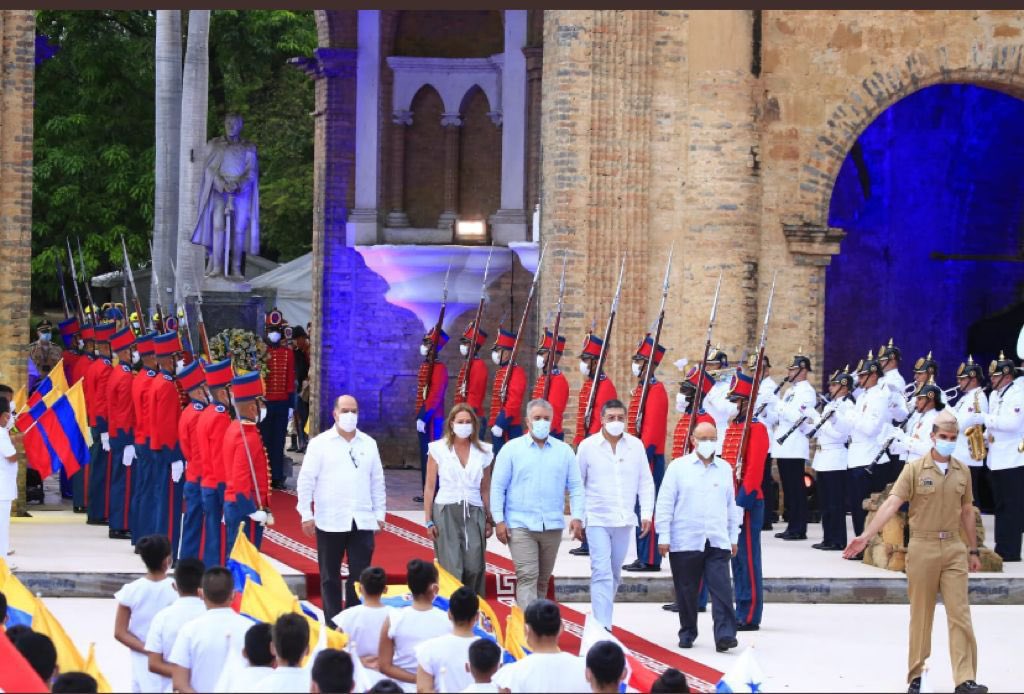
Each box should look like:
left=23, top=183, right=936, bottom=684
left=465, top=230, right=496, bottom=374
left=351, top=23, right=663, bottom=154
left=262, top=490, right=723, bottom=692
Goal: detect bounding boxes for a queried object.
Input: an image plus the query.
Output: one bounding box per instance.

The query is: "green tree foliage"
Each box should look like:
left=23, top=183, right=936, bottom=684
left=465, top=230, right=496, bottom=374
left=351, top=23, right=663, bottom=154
left=33, top=10, right=316, bottom=310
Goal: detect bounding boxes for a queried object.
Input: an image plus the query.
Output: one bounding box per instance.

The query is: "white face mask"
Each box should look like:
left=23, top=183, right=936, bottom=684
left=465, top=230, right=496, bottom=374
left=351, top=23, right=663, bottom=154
left=460, top=343, right=470, bottom=357
left=3, top=415, right=13, bottom=431
left=536, top=355, right=547, bottom=370
left=77, top=339, right=85, bottom=350
left=631, top=362, right=643, bottom=377
left=39, top=332, right=51, bottom=342
left=419, top=344, right=429, bottom=357
left=176, top=358, right=186, bottom=371
left=604, top=420, right=626, bottom=437
left=131, top=321, right=141, bottom=331
left=579, top=360, right=590, bottom=376
left=491, top=351, right=502, bottom=366
left=530, top=418, right=551, bottom=440
left=452, top=422, right=474, bottom=439
left=337, top=411, right=358, bottom=433
left=259, top=406, right=268, bottom=422
left=696, top=440, right=716, bottom=458
left=93, top=348, right=101, bottom=357
left=131, top=350, right=141, bottom=364
left=268, top=332, right=281, bottom=344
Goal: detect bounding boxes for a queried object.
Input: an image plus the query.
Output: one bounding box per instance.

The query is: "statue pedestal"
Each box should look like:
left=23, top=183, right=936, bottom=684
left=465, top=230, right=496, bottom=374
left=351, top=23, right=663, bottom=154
left=202, top=276, right=252, bottom=294
left=185, top=285, right=264, bottom=344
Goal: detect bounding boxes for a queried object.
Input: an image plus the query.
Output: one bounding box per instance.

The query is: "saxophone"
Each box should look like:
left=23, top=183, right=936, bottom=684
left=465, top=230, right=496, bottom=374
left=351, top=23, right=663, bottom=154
left=963, top=389, right=988, bottom=461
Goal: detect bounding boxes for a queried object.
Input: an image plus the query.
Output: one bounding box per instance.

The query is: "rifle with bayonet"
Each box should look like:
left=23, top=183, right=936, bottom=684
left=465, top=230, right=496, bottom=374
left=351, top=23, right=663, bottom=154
left=543, top=255, right=568, bottom=402
left=168, top=255, right=198, bottom=358
left=148, top=240, right=166, bottom=333
left=584, top=254, right=627, bottom=434
left=500, top=244, right=547, bottom=405
left=54, top=255, right=71, bottom=319
left=121, top=235, right=148, bottom=334
left=422, top=265, right=452, bottom=407
left=736, top=272, right=776, bottom=481
left=65, top=240, right=88, bottom=328
left=635, top=246, right=673, bottom=435
left=683, top=271, right=724, bottom=454
left=459, top=248, right=494, bottom=400
left=75, top=238, right=99, bottom=326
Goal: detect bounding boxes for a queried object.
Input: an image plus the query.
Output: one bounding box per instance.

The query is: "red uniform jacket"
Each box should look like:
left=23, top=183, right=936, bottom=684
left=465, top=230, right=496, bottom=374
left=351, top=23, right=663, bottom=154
left=454, top=358, right=488, bottom=418
left=670, top=411, right=715, bottom=460
left=489, top=364, right=527, bottom=428
left=197, top=404, right=232, bottom=489
left=415, top=361, right=448, bottom=421
left=627, top=379, right=669, bottom=455
left=721, top=419, right=770, bottom=505
left=62, top=350, right=79, bottom=386
left=131, top=369, right=158, bottom=446
left=224, top=420, right=270, bottom=506
left=147, top=370, right=183, bottom=456
left=105, top=363, right=136, bottom=439
left=265, top=346, right=295, bottom=402
left=531, top=370, right=569, bottom=435
left=573, top=374, right=617, bottom=447
left=84, top=358, right=113, bottom=430
left=178, top=400, right=207, bottom=484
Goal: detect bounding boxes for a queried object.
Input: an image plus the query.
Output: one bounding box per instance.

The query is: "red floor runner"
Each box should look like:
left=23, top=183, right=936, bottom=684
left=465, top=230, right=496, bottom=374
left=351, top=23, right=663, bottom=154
left=262, top=490, right=723, bottom=691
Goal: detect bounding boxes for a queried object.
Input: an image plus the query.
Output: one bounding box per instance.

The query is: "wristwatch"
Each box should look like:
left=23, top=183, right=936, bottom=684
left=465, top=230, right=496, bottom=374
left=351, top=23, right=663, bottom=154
left=425, top=520, right=435, bottom=529
left=969, top=549, right=980, bottom=556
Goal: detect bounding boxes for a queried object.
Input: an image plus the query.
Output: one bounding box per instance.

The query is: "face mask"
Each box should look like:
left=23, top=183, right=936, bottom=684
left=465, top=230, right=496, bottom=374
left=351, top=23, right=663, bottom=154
left=77, top=339, right=85, bottom=350
left=337, top=412, right=358, bottom=433
left=131, top=350, right=141, bottom=364
left=491, top=351, right=502, bottom=366
left=419, top=344, right=429, bottom=357
left=268, top=332, right=281, bottom=344
left=604, top=421, right=626, bottom=437
left=934, top=439, right=956, bottom=457
left=675, top=392, right=688, bottom=412
left=93, top=349, right=100, bottom=357
left=530, top=418, right=551, bottom=440
left=39, top=332, right=51, bottom=342
left=696, top=440, right=717, bottom=458
left=176, top=358, right=186, bottom=371
left=459, top=344, right=469, bottom=357
left=579, top=360, right=590, bottom=375
left=259, top=406, right=268, bottom=423
left=536, top=355, right=547, bottom=370
left=132, top=321, right=141, bottom=331
left=453, top=422, right=474, bottom=439
left=631, top=362, right=643, bottom=377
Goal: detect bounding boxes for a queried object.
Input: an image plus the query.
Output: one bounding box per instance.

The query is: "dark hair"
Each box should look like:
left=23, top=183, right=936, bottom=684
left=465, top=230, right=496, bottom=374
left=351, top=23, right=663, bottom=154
left=137, top=534, right=171, bottom=572
left=311, top=649, right=354, bottom=693
left=0, top=590, right=7, bottom=624
left=201, top=567, right=234, bottom=605
left=0, top=384, right=12, bottom=396
left=5, top=624, right=32, bottom=643
left=359, top=566, right=387, bottom=598
left=272, top=613, right=310, bottom=666
left=0, top=398, right=9, bottom=416
left=448, top=586, right=479, bottom=625
left=406, top=559, right=437, bottom=597
left=366, top=680, right=404, bottom=693
left=51, top=672, right=99, bottom=693
left=650, top=667, right=690, bottom=693
left=601, top=399, right=627, bottom=417
left=523, top=598, right=561, bottom=638
left=244, top=622, right=275, bottom=667
left=173, top=558, right=205, bottom=595
left=14, top=631, right=57, bottom=682
left=586, top=640, right=626, bottom=688
left=468, top=638, right=501, bottom=676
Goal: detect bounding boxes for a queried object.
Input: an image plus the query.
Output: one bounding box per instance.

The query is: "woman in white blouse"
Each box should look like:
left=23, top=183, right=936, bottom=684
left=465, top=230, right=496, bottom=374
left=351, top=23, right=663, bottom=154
left=423, top=403, right=494, bottom=595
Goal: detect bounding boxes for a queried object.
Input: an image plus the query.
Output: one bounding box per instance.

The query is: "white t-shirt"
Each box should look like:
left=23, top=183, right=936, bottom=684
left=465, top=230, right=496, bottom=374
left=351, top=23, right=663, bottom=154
left=492, top=652, right=590, bottom=693
left=0, top=427, right=17, bottom=502
left=387, top=607, right=451, bottom=676
left=252, top=666, right=312, bottom=693
left=428, top=439, right=493, bottom=506
left=337, top=603, right=390, bottom=660
left=415, top=632, right=476, bottom=693
left=168, top=607, right=254, bottom=693
left=143, top=596, right=206, bottom=693
left=462, top=684, right=500, bottom=693
left=215, top=665, right=276, bottom=693
left=113, top=576, right=177, bottom=694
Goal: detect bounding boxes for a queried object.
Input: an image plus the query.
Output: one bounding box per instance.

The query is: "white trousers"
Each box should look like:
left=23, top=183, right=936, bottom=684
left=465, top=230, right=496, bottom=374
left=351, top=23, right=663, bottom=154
left=587, top=525, right=634, bottom=629
left=0, top=499, right=11, bottom=558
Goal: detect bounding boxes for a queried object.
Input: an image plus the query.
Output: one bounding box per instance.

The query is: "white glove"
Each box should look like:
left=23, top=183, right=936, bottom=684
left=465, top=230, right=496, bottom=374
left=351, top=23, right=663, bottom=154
left=491, top=425, right=503, bottom=438
left=416, top=419, right=426, bottom=434
left=171, top=460, right=184, bottom=483
left=288, top=408, right=294, bottom=421
left=674, top=393, right=689, bottom=414
left=122, top=445, right=136, bottom=467
left=100, top=432, right=110, bottom=452
left=249, top=510, right=269, bottom=525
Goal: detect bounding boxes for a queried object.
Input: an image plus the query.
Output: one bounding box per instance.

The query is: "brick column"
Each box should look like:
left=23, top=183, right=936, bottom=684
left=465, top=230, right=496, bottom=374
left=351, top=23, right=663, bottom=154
left=438, top=114, right=462, bottom=232
left=386, top=110, right=411, bottom=227
left=523, top=45, right=543, bottom=216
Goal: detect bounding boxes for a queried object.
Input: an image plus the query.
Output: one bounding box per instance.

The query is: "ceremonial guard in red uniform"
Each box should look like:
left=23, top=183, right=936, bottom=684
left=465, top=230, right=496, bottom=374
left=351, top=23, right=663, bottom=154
left=70, top=324, right=96, bottom=513
left=671, top=365, right=716, bottom=460
left=260, top=309, right=295, bottom=489
left=148, top=331, right=186, bottom=550
left=197, top=358, right=234, bottom=565
left=415, top=327, right=449, bottom=501
left=573, top=333, right=618, bottom=447
left=454, top=321, right=489, bottom=424
left=176, top=361, right=208, bottom=560
left=224, top=371, right=271, bottom=556
left=531, top=329, right=569, bottom=440
left=624, top=335, right=669, bottom=572
left=488, top=328, right=526, bottom=456
left=720, top=372, right=770, bottom=630
left=105, top=326, right=137, bottom=540
left=129, top=332, right=159, bottom=542
left=84, top=321, right=116, bottom=525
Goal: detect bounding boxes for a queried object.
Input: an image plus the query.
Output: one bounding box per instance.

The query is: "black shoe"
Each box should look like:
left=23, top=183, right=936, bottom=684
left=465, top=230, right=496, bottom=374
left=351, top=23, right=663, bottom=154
left=774, top=531, right=788, bottom=538
left=569, top=546, right=590, bottom=556
left=716, top=637, right=738, bottom=652
left=297, top=445, right=307, bottom=454
left=821, top=543, right=844, bottom=551
left=812, top=542, right=841, bottom=550
left=412, top=495, right=424, bottom=503
left=678, top=637, right=693, bottom=649
left=907, top=677, right=921, bottom=694
left=736, top=623, right=760, bottom=631
left=108, top=529, right=132, bottom=540
left=779, top=532, right=808, bottom=541
left=86, top=519, right=108, bottom=526
left=73, top=505, right=87, bottom=514
left=623, top=561, right=659, bottom=572
left=761, top=523, right=774, bottom=531
left=954, top=681, right=988, bottom=694
left=845, top=551, right=864, bottom=561
left=662, top=602, right=679, bottom=612
left=698, top=606, right=707, bottom=613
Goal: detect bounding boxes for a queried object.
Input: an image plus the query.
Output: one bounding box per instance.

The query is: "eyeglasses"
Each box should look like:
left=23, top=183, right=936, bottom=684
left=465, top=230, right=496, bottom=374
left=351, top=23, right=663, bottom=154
left=348, top=447, right=359, bottom=469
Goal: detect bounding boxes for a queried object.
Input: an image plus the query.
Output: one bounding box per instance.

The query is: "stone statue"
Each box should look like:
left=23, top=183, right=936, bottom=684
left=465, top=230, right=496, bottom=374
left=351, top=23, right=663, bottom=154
left=191, top=113, right=260, bottom=279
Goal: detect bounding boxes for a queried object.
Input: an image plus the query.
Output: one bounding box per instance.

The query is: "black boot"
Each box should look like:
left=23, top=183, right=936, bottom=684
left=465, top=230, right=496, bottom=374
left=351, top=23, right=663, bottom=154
left=287, top=435, right=298, bottom=452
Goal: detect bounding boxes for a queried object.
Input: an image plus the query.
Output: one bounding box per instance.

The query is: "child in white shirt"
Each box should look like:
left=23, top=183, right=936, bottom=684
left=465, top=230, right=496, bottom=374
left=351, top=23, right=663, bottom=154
left=213, top=622, right=277, bottom=693
left=461, top=638, right=502, bottom=693
left=144, top=558, right=207, bottom=693
left=113, top=535, right=178, bottom=693
left=415, top=586, right=480, bottom=693
left=252, top=613, right=311, bottom=692
left=337, top=565, right=391, bottom=669
left=492, top=599, right=589, bottom=693
left=0, top=399, right=19, bottom=562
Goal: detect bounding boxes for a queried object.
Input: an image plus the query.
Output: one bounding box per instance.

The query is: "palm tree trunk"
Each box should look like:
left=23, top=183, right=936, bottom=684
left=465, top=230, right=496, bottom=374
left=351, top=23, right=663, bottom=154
left=175, top=10, right=210, bottom=305
left=153, top=10, right=182, bottom=316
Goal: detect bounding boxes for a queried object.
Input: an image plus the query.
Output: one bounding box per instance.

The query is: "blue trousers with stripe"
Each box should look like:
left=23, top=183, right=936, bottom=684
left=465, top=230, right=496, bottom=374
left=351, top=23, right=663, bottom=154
left=86, top=426, right=110, bottom=522
left=179, top=480, right=204, bottom=560
left=225, top=492, right=263, bottom=558
left=635, top=449, right=665, bottom=569
left=108, top=433, right=133, bottom=532
left=201, top=484, right=226, bottom=566
left=150, top=448, right=183, bottom=556
left=732, top=497, right=765, bottom=627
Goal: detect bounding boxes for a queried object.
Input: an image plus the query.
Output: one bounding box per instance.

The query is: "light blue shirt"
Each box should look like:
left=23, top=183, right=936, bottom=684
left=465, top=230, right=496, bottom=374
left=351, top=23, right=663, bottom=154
left=654, top=452, right=742, bottom=552
left=490, top=433, right=585, bottom=531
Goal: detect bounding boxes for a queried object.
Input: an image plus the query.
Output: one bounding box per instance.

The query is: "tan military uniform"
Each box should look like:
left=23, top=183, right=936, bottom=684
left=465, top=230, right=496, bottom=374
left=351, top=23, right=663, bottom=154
left=891, top=452, right=977, bottom=685
left=28, top=339, right=63, bottom=375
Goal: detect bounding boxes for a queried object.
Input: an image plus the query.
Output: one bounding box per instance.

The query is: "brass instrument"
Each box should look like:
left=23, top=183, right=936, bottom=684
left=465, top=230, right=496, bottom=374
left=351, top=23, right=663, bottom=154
left=964, top=390, right=988, bottom=462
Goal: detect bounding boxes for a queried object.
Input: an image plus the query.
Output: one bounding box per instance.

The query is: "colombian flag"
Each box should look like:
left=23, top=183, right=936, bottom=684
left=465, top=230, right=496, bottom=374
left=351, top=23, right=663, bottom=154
left=503, top=606, right=532, bottom=662
left=35, top=381, right=91, bottom=477
left=10, top=384, right=27, bottom=415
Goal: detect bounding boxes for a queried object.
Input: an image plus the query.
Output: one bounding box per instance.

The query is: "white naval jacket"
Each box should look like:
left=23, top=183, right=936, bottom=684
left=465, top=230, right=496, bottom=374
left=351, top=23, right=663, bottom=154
left=892, top=408, right=939, bottom=461
left=882, top=368, right=910, bottom=423
left=767, top=380, right=817, bottom=460
left=848, top=382, right=889, bottom=469
left=812, top=396, right=855, bottom=472
left=985, top=379, right=1024, bottom=472
left=952, top=386, right=989, bottom=468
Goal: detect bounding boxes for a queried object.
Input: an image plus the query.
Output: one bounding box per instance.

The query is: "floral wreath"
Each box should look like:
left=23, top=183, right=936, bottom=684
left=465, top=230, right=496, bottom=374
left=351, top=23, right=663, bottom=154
left=210, top=328, right=269, bottom=378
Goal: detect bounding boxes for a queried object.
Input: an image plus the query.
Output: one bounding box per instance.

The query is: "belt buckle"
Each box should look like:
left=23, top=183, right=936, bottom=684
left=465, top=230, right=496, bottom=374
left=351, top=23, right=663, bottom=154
left=938, top=531, right=952, bottom=540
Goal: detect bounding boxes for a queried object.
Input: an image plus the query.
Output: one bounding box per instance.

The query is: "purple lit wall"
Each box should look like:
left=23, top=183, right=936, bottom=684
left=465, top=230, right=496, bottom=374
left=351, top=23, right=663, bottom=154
left=825, top=84, right=1024, bottom=387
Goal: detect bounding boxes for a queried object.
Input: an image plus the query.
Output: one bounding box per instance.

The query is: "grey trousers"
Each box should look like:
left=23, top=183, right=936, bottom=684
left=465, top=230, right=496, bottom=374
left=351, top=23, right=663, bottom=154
left=433, top=501, right=487, bottom=595
left=508, top=528, right=562, bottom=609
